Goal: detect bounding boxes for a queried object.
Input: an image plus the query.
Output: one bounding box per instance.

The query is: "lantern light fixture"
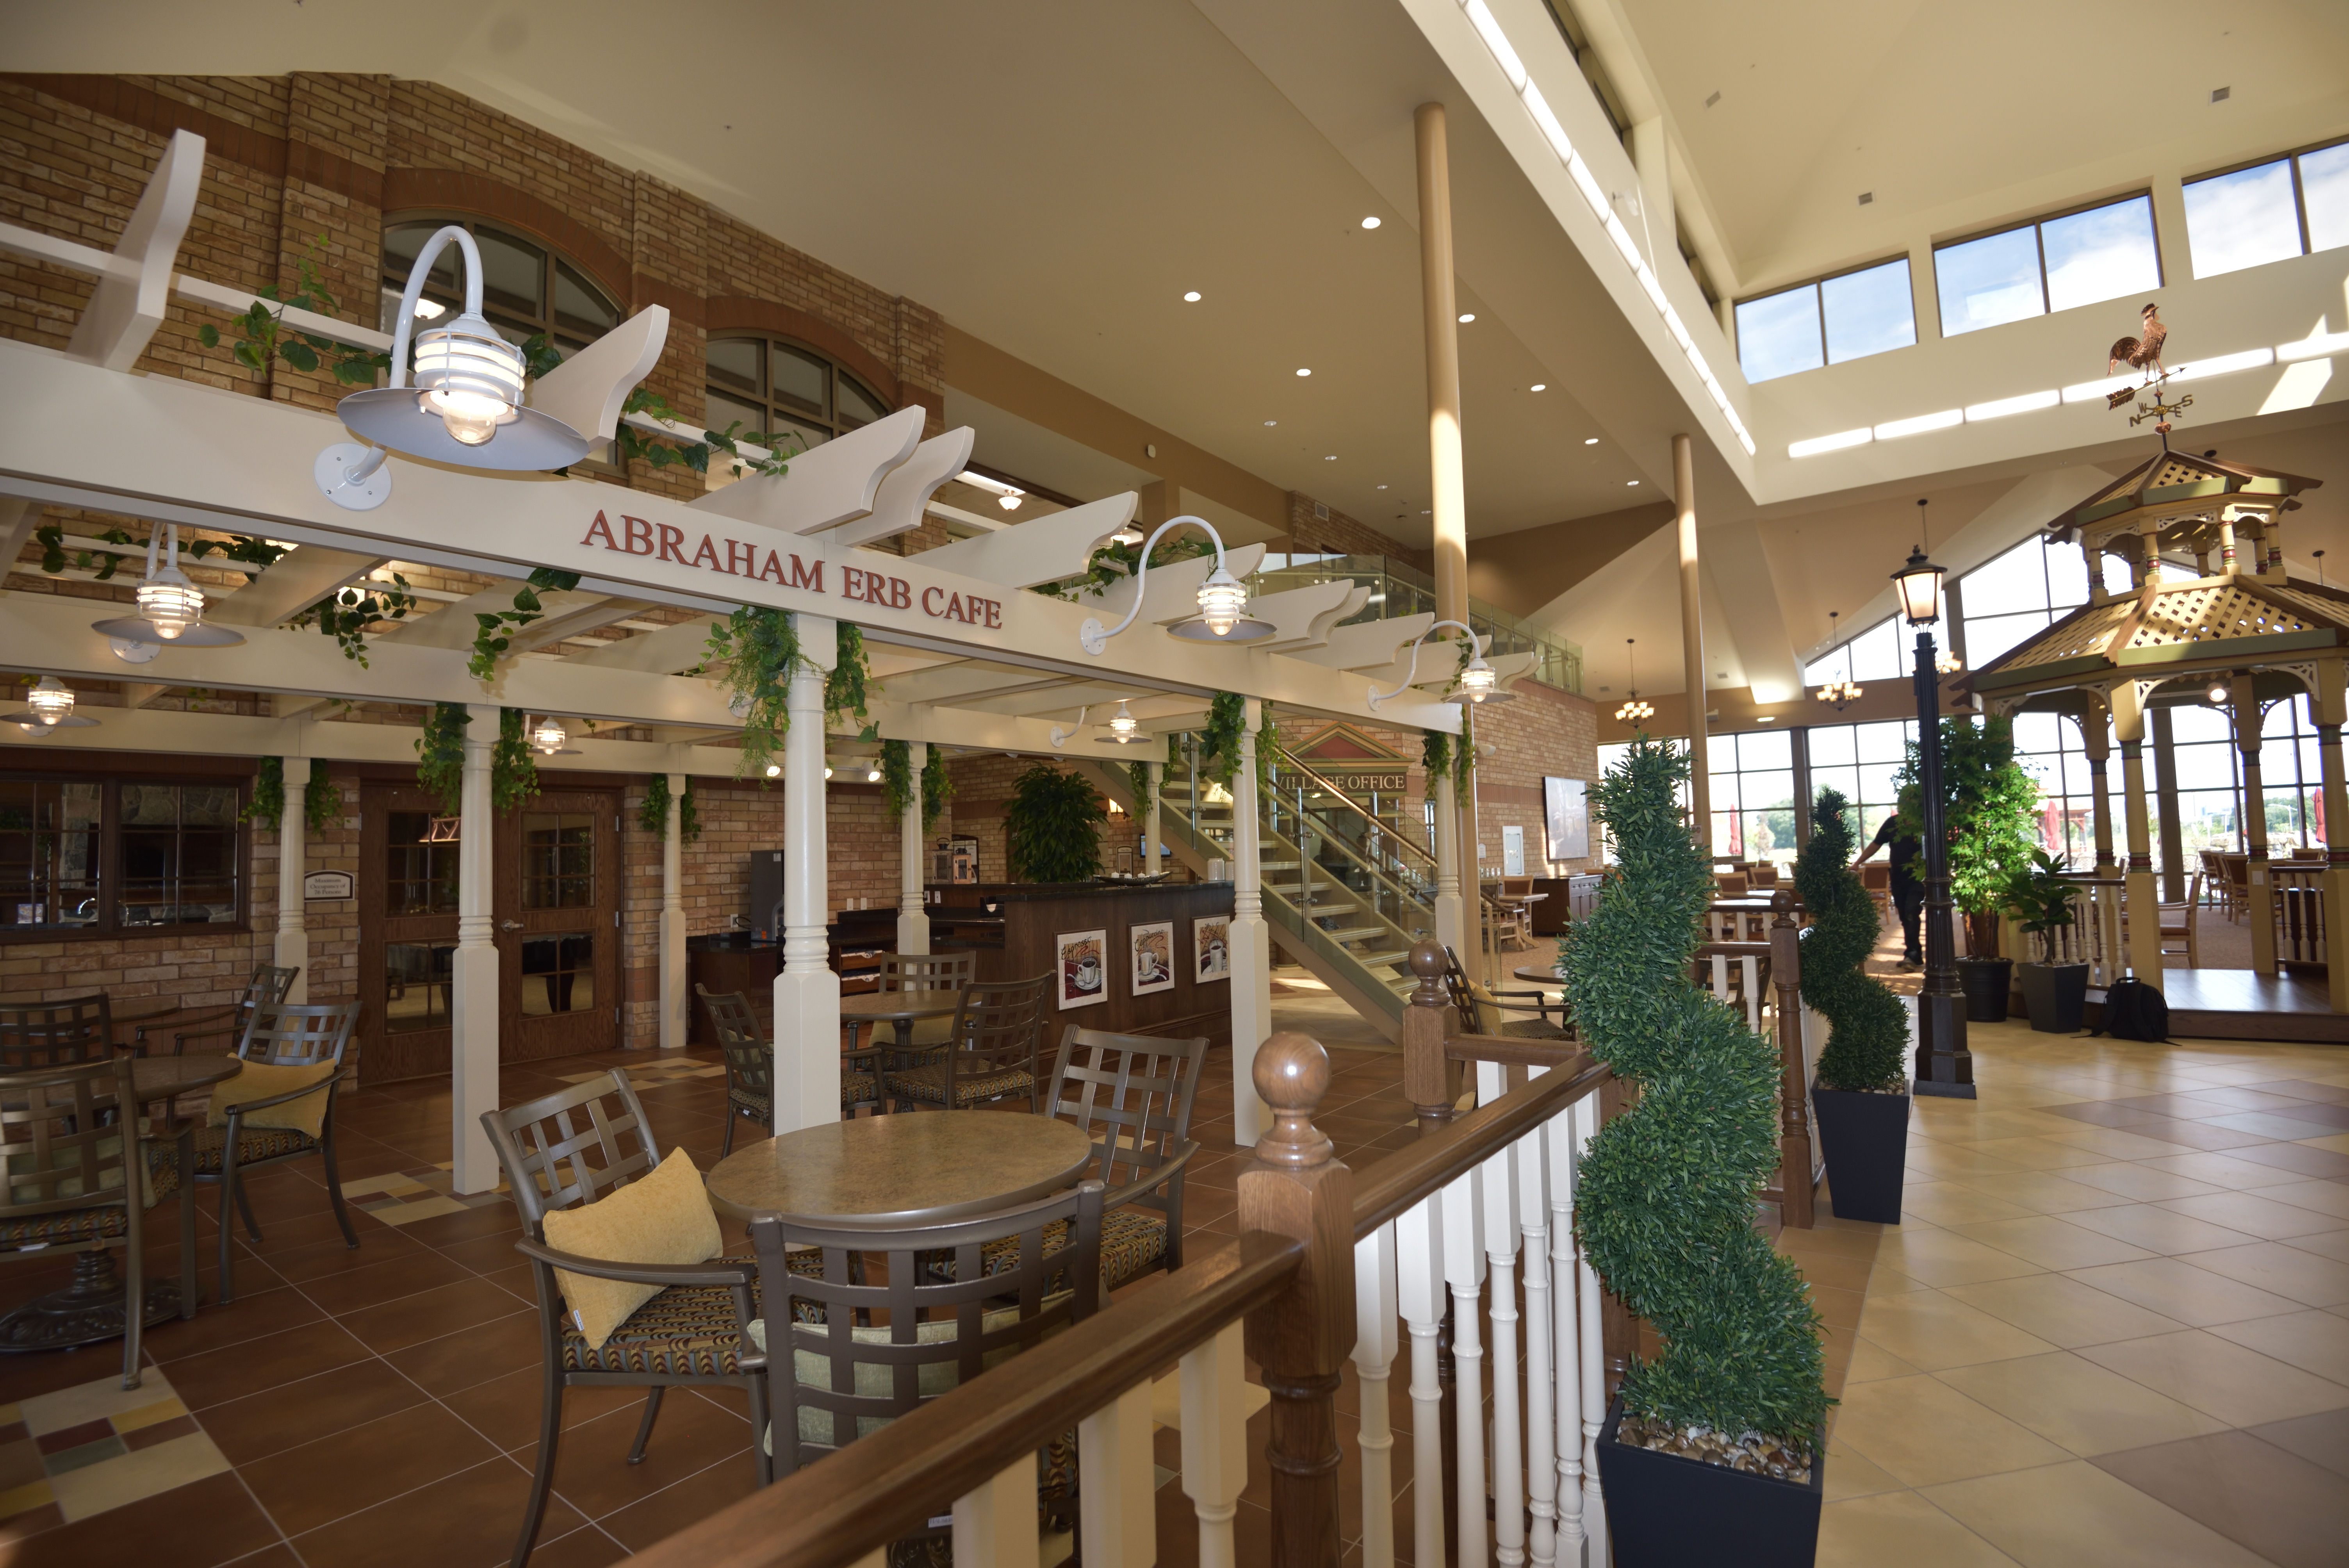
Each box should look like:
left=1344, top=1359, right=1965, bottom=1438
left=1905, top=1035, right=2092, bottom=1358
left=1894, top=502, right=1947, bottom=625
left=1078, top=515, right=1275, bottom=654
left=1108, top=700, right=1139, bottom=736
left=529, top=716, right=580, bottom=756
left=4, top=676, right=99, bottom=735
left=91, top=523, right=244, bottom=648
left=2208, top=678, right=2231, bottom=705
left=1367, top=620, right=1512, bottom=709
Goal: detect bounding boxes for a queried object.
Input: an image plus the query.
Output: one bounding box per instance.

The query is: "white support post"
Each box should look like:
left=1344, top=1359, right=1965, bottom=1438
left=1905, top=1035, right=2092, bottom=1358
left=1434, top=770, right=1465, bottom=955
left=1443, top=1162, right=1488, bottom=1568
left=1353, top=1224, right=1400, bottom=1568
left=1572, top=1094, right=1609, bottom=1567
left=658, top=768, right=688, bottom=1049
left=898, top=739, right=932, bottom=955
left=1229, top=701, right=1271, bottom=1145
left=1145, top=759, right=1165, bottom=878
left=772, top=616, right=841, bottom=1133
left=950, top=1457, right=1040, bottom=1568
left=1077, top=1381, right=1156, bottom=1568
left=1545, top=1104, right=1587, bottom=1568
left=276, top=755, right=311, bottom=1004
left=450, top=704, right=500, bottom=1193
left=1396, top=1195, right=1447, bottom=1568
left=1180, top=1320, right=1250, bottom=1568
left=1518, top=1111, right=1557, bottom=1568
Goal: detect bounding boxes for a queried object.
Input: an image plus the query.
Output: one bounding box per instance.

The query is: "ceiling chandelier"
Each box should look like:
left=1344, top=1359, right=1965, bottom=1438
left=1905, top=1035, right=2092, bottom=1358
left=1812, top=613, right=1861, bottom=711
left=1614, top=639, right=1654, bottom=723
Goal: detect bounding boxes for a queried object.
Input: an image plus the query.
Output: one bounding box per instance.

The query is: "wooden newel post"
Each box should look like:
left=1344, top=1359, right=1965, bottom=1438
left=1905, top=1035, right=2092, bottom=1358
left=1240, top=1031, right=1355, bottom=1568
left=1770, top=889, right=1815, bottom=1228
left=1403, top=939, right=1454, bottom=1135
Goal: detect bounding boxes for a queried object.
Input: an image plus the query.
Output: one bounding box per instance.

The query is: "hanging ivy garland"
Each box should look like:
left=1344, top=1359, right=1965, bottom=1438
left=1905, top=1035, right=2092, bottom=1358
left=493, top=708, right=542, bottom=813
left=303, top=767, right=340, bottom=835
left=680, top=775, right=702, bottom=843
left=1128, top=759, right=1152, bottom=812
left=639, top=773, right=672, bottom=836
left=1199, top=691, right=1248, bottom=786
left=1420, top=723, right=1472, bottom=795
left=469, top=568, right=583, bottom=682
left=880, top=739, right=957, bottom=830
left=416, top=704, right=468, bottom=815
left=703, top=609, right=876, bottom=781
left=242, top=756, right=287, bottom=830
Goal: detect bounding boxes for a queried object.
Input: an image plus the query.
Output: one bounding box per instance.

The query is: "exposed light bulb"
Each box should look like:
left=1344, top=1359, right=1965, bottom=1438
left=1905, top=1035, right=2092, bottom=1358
left=411, top=311, right=526, bottom=448
left=765, top=763, right=782, bottom=778
left=1196, top=567, right=1248, bottom=636
left=24, top=676, right=75, bottom=723
left=1183, top=290, right=1201, bottom=302
left=823, top=764, right=834, bottom=780
left=136, top=567, right=205, bottom=640
left=997, top=492, right=1022, bottom=510
left=2208, top=681, right=2230, bottom=704
left=1458, top=313, right=1476, bottom=324
left=1109, top=700, right=1138, bottom=736
left=531, top=716, right=567, bottom=754
left=1361, top=216, right=1381, bottom=229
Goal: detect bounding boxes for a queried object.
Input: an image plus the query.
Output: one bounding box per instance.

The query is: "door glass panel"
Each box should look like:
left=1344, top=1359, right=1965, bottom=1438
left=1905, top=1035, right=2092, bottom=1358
left=522, top=814, right=595, bottom=908
left=520, top=934, right=594, bottom=1015
left=386, top=811, right=459, bottom=914
left=385, top=942, right=456, bottom=1032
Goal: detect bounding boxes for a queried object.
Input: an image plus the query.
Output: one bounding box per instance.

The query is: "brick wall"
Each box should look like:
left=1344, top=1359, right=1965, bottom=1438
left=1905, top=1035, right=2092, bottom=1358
left=1464, top=680, right=1601, bottom=876
left=1281, top=492, right=1435, bottom=576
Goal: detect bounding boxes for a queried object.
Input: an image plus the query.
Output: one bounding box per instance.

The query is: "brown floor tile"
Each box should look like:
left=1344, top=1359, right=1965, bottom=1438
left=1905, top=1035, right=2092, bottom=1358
left=593, top=1452, right=760, bottom=1552
left=230, top=1207, right=392, bottom=1260
left=243, top=1398, right=503, bottom=1535
left=335, top=1276, right=533, bottom=1354
left=291, top=1454, right=585, bottom=1568
left=2092, top=1429, right=2349, bottom=1568
left=524, top=1389, right=757, bottom=1520
left=432, top=1230, right=539, bottom=1277
left=390, top=1204, right=524, bottom=1250
left=382, top=1307, right=547, bottom=1398
left=166, top=1318, right=374, bottom=1410
left=2233, top=1142, right=2349, bottom=1180
left=442, top=1369, right=646, bottom=1453
left=2246, top=1407, right=2349, bottom=1479
left=263, top=1228, right=433, bottom=1285
left=0, top=1469, right=282, bottom=1568
left=196, top=1358, right=432, bottom=1466
left=292, top=1251, right=477, bottom=1318
left=524, top=1523, right=630, bottom=1568
left=142, top=1284, right=323, bottom=1363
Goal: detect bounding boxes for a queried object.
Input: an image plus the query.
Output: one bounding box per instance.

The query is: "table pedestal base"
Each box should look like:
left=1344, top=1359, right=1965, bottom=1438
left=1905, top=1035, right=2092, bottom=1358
left=0, top=1248, right=185, bottom=1352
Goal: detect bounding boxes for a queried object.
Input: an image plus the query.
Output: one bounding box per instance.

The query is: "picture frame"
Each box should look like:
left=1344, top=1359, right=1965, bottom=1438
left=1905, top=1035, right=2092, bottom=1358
left=1056, top=928, right=1110, bottom=1010
left=1130, top=921, right=1175, bottom=996
left=1193, top=915, right=1232, bottom=984
left=1543, top=776, right=1589, bottom=862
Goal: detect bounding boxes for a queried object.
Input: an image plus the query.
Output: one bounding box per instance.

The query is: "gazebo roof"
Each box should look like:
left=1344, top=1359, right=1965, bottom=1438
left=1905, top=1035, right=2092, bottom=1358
left=2044, top=448, right=2321, bottom=543
left=1968, top=573, right=2349, bottom=696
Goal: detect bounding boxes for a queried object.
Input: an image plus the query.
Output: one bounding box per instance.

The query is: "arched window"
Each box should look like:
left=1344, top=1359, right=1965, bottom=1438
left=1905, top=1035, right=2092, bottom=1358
left=705, top=332, right=889, bottom=456
left=379, top=217, right=622, bottom=360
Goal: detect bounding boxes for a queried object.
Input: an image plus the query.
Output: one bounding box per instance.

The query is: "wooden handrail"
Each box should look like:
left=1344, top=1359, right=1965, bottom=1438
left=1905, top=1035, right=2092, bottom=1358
left=1444, top=1035, right=1585, bottom=1068
left=626, top=1231, right=1306, bottom=1568
left=1352, top=1051, right=1608, bottom=1239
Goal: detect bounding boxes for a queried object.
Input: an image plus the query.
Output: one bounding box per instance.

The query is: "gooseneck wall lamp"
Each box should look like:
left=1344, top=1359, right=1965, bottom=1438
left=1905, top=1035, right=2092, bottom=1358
left=317, top=225, right=597, bottom=511
left=1366, top=620, right=1505, bottom=710
left=91, top=523, right=245, bottom=651
left=1076, top=516, right=1274, bottom=655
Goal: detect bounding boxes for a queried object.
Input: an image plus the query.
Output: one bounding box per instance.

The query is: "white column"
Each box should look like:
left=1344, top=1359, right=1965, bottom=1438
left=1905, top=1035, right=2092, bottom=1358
left=1145, top=759, right=1165, bottom=877
left=772, top=616, right=841, bottom=1133
left=450, top=705, right=500, bottom=1194
left=1485, top=1137, right=1526, bottom=1568
left=1518, top=1114, right=1557, bottom=1568
left=658, top=769, right=688, bottom=1050
left=276, top=755, right=311, bottom=1003
left=1228, top=700, right=1271, bottom=1146
left=1546, top=1102, right=1587, bottom=1566
left=1434, top=768, right=1465, bottom=955
left=1353, top=1225, right=1400, bottom=1568
left=897, top=740, right=931, bottom=955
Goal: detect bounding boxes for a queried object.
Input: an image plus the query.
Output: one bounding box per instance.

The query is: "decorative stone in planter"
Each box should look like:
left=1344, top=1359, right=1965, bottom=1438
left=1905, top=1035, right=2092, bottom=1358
left=1957, top=956, right=2013, bottom=1023
left=1596, top=1400, right=1824, bottom=1568
left=2018, top=959, right=2090, bottom=1033
left=1811, top=1086, right=1911, bottom=1223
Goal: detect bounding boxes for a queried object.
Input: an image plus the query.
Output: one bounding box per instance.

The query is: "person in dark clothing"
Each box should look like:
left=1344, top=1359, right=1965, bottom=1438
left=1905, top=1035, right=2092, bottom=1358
left=1858, top=814, right=1924, bottom=968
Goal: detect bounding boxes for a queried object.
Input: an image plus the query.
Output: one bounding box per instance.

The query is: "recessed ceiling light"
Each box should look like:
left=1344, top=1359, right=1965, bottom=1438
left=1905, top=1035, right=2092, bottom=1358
left=1458, top=313, right=1476, bottom=324
left=1584, top=437, right=1600, bottom=445
left=1362, top=216, right=1381, bottom=229
left=1296, top=368, right=1312, bottom=377
left=1324, top=454, right=1337, bottom=461
left=1183, top=290, right=1201, bottom=302
left=1264, top=420, right=1278, bottom=426
left=1376, top=484, right=1388, bottom=490
left=1627, top=479, right=1640, bottom=486
left=1421, top=509, right=1431, bottom=515
left=1531, top=383, right=1546, bottom=392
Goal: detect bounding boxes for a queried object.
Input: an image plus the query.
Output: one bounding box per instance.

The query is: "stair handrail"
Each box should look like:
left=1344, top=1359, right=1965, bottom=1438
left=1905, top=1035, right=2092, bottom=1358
left=1261, top=744, right=1438, bottom=873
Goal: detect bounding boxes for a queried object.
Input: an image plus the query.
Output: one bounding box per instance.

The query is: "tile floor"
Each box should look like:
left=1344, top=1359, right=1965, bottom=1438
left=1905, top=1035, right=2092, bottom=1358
left=1, top=1007, right=2344, bottom=1566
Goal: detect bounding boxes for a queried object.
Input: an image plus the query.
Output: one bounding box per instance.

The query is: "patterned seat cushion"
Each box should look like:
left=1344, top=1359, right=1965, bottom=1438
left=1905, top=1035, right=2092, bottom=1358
left=1, top=1143, right=182, bottom=1248
left=882, top=1062, right=1035, bottom=1107
left=971, top=1205, right=1169, bottom=1291
left=1498, top=1019, right=1572, bottom=1041
left=730, top=1087, right=771, bottom=1121
left=189, top=1123, right=317, bottom=1173
left=841, top=1071, right=876, bottom=1107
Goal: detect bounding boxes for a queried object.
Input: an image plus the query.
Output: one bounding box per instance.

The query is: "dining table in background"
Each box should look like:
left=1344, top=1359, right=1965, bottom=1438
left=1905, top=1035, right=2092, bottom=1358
left=705, top=1110, right=1093, bottom=1229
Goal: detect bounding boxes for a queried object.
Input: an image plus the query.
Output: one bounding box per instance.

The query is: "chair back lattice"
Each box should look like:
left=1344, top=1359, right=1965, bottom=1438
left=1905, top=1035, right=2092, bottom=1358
left=750, top=1178, right=1104, bottom=1473
left=697, top=985, right=772, bottom=1099
left=943, top=973, right=1053, bottom=1086
left=0, top=1057, right=135, bottom=1223
left=483, top=1068, right=663, bottom=1234
left=238, top=1002, right=362, bottom=1073
left=0, top=994, right=114, bottom=1070
left=874, top=951, right=974, bottom=996
left=1439, top=945, right=1489, bottom=1035
left=1046, top=1026, right=1205, bottom=1226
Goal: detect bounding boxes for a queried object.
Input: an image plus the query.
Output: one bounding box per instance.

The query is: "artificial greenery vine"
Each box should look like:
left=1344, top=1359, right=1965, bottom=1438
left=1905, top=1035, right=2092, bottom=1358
left=1128, top=760, right=1153, bottom=814
left=296, top=574, right=417, bottom=666
left=469, top=568, right=582, bottom=681
left=703, top=609, right=877, bottom=780
left=1199, top=691, right=1248, bottom=787
left=827, top=624, right=872, bottom=730
left=1420, top=726, right=1471, bottom=794
left=517, top=337, right=801, bottom=481
left=1563, top=737, right=1829, bottom=1451
left=1003, top=764, right=1108, bottom=883
left=415, top=704, right=469, bottom=816
left=881, top=740, right=956, bottom=830
left=680, top=775, right=701, bottom=843
left=242, top=757, right=287, bottom=830
left=304, top=768, right=339, bottom=836
left=639, top=773, right=673, bottom=836
left=493, top=708, right=542, bottom=813
left=198, top=235, right=392, bottom=386
left=1796, top=787, right=1909, bottom=1092
left=36, top=523, right=287, bottom=584
left=1030, top=533, right=1212, bottom=602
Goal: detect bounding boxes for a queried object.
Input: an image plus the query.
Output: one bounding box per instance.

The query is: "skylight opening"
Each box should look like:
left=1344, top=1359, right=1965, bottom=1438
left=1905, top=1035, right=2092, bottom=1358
left=1934, top=193, right=2162, bottom=338
left=1734, top=257, right=1914, bottom=384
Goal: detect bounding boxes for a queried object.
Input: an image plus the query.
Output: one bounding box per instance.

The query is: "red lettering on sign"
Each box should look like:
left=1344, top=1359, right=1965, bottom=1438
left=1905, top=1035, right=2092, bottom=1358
left=982, top=598, right=1002, bottom=629
left=622, top=516, right=655, bottom=555
left=888, top=576, right=911, bottom=610
left=840, top=566, right=863, bottom=602
left=725, top=539, right=757, bottom=577
left=759, top=550, right=786, bottom=584
left=786, top=555, right=823, bottom=593
left=656, top=524, right=687, bottom=565
left=689, top=534, right=721, bottom=571
left=944, top=592, right=966, bottom=623
left=582, top=512, right=620, bottom=551
left=922, top=586, right=944, bottom=616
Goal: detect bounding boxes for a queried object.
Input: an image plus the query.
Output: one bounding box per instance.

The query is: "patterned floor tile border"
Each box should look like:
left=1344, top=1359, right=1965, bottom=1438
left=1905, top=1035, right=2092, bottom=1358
left=342, top=1162, right=510, bottom=1226
left=0, top=1368, right=229, bottom=1526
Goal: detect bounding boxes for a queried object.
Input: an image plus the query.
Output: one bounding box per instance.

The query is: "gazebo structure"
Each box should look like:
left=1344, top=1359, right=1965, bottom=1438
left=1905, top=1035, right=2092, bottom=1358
left=1965, top=446, right=2344, bottom=1025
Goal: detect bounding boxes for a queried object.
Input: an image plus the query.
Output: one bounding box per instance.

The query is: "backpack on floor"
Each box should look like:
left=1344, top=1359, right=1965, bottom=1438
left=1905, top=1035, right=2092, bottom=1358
left=2094, top=975, right=2170, bottom=1042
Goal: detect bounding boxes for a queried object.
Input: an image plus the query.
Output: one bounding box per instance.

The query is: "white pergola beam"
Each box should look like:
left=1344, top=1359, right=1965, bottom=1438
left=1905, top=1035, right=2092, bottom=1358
left=211, top=545, right=391, bottom=628
left=913, top=493, right=1136, bottom=588
left=828, top=429, right=974, bottom=549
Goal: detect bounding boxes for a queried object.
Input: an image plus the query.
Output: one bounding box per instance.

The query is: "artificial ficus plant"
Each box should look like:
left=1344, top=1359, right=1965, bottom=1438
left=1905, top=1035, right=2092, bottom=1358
left=1892, top=714, right=2039, bottom=958
left=702, top=610, right=877, bottom=781
left=1003, top=764, right=1108, bottom=883
left=1563, top=738, right=1829, bottom=1458
left=2002, top=848, right=2080, bottom=963
left=198, top=235, right=393, bottom=387
left=1795, top=787, right=1909, bottom=1093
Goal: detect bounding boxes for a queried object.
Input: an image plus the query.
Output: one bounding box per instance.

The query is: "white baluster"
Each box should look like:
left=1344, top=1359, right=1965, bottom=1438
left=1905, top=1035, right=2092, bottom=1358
left=1078, top=1381, right=1156, bottom=1568
left=1572, top=1093, right=1609, bottom=1567
left=1709, top=952, right=1729, bottom=1005
left=1444, top=1162, right=1488, bottom=1568
left=1544, top=1104, right=1585, bottom=1567
left=1353, top=1224, right=1400, bottom=1568
left=1517, top=1109, right=1557, bottom=1568
left=1180, top=1321, right=1249, bottom=1568
left=1741, top=954, right=1762, bottom=1031
left=1485, top=1135, right=1525, bottom=1568
left=1396, top=1195, right=1448, bottom=1568
left=952, top=1456, right=1040, bottom=1568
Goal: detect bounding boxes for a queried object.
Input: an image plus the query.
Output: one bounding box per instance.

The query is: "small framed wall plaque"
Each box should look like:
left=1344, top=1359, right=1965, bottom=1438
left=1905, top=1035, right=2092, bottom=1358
left=302, top=870, right=355, bottom=901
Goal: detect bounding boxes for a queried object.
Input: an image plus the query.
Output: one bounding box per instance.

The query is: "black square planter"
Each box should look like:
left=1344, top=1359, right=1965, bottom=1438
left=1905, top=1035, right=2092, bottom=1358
left=2019, top=960, right=2090, bottom=1033
left=1596, top=1400, right=1824, bottom=1568
left=1811, top=1086, right=1911, bottom=1224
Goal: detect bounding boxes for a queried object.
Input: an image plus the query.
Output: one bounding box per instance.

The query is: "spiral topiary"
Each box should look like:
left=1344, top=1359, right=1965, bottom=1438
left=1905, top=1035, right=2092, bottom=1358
left=1795, top=788, right=1909, bottom=1092
left=1564, top=738, right=1828, bottom=1454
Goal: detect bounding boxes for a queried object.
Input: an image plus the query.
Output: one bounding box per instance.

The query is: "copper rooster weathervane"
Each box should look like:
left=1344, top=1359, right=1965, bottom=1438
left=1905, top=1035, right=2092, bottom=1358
left=2105, top=301, right=2190, bottom=438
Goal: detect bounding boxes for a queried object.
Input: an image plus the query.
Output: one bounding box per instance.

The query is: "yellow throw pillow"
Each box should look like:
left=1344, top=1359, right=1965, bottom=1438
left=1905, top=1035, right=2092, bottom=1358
left=208, top=1060, right=337, bottom=1140
left=540, top=1147, right=724, bottom=1350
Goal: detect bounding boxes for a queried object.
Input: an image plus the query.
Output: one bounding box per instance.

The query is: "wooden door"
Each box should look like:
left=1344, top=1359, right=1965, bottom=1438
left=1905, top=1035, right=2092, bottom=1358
left=497, top=789, right=619, bottom=1060
left=358, top=784, right=461, bottom=1085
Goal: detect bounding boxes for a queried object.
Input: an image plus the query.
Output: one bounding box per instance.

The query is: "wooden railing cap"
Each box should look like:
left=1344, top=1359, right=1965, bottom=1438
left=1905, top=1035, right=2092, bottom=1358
left=1253, top=1030, right=1334, bottom=1170
left=1407, top=938, right=1447, bottom=1005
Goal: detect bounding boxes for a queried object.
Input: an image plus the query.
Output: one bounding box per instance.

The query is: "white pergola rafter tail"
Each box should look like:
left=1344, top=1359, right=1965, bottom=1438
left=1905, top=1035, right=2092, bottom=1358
left=914, top=493, right=1137, bottom=588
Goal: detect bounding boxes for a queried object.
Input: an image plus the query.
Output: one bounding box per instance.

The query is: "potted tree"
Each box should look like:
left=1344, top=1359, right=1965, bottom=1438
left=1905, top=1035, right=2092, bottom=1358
left=1895, top=716, right=2040, bottom=1023
left=1793, top=788, right=1912, bottom=1224
left=1565, top=739, right=1829, bottom=1567
left=1003, top=764, right=1108, bottom=883
left=2006, top=848, right=2087, bottom=1032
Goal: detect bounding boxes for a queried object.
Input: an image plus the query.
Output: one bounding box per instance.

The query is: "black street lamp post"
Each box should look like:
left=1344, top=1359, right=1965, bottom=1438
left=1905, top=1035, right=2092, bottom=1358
left=1895, top=542, right=1976, bottom=1098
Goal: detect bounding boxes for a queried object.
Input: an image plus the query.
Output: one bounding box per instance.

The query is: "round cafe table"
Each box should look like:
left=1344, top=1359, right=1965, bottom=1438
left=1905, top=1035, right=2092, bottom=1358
left=0, top=1053, right=242, bottom=1353
left=1513, top=965, right=1568, bottom=986
left=838, top=990, right=962, bottom=1052
left=706, top=1111, right=1093, bottom=1229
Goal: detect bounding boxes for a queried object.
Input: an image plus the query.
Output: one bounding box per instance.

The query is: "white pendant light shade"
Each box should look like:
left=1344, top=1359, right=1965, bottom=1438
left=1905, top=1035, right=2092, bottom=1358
left=1109, top=700, right=1138, bottom=736
left=135, top=563, right=205, bottom=639
left=25, top=676, right=75, bottom=723
left=1166, top=562, right=1275, bottom=643
left=528, top=716, right=580, bottom=756
left=412, top=313, right=528, bottom=446
left=89, top=522, right=244, bottom=648
left=1456, top=655, right=1498, bottom=700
